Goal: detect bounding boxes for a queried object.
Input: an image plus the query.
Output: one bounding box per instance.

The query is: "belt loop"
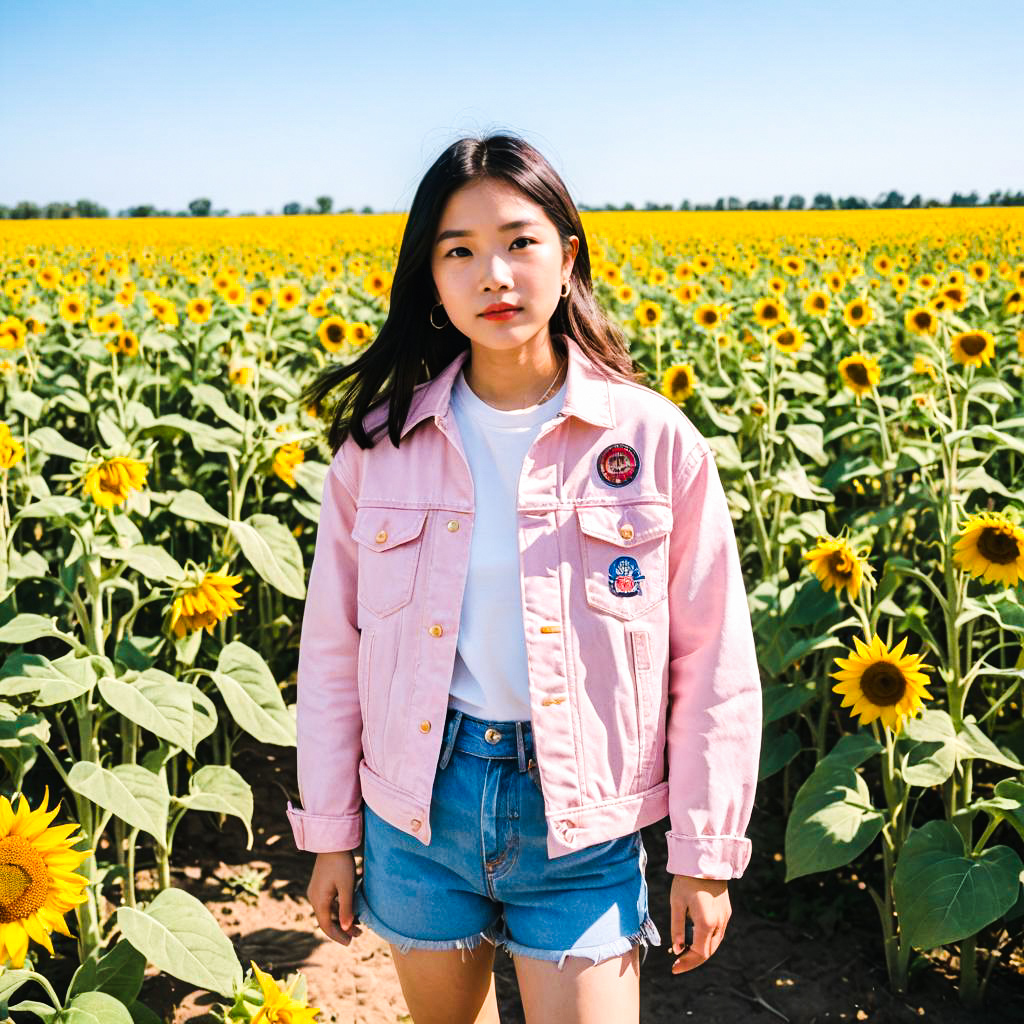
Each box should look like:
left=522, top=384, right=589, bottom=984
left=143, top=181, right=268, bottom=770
left=516, top=721, right=527, bottom=772
left=439, top=710, right=463, bottom=770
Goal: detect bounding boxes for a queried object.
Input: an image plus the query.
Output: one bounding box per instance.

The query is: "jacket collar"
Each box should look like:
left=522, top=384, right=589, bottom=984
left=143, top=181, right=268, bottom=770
left=399, top=333, right=615, bottom=438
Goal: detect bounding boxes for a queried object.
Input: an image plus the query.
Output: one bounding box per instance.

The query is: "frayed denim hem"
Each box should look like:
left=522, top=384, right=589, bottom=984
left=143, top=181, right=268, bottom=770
left=493, top=913, right=662, bottom=972
left=353, top=889, right=503, bottom=961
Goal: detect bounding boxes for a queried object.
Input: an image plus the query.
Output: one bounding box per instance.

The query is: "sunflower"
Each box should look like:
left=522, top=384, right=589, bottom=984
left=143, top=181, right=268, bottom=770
left=635, top=301, right=663, bottom=327
left=148, top=297, right=179, bottom=327
left=1005, top=288, right=1024, bottom=315
left=82, top=456, right=149, bottom=509
left=693, top=303, right=723, bottom=331
left=118, top=330, right=140, bottom=357
left=951, top=329, right=995, bottom=368
left=307, top=297, right=329, bottom=318
left=912, top=355, right=937, bottom=382
left=842, top=297, right=874, bottom=330
left=616, top=284, right=636, bottom=304
left=116, top=281, right=136, bottom=306
left=838, top=352, right=881, bottom=399
left=753, top=297, right=787, bottom=328
left=0, top=787, right=91, bottom=969
left=831, top=634, right=933, bottom=733
left=826, top=271, right=846, bottom=293
left=348, top=322, right=373, bottom=346
left=939, top=285, right=968, bottom=312
left=804, top=535, right=869, bottom=602
left=276, top=283, right=303, bottom=310
left=317, top=315, right=348, bottom=352
left=229, top=359, right=255, bottom=389
left=248, top=960, right=320, bottom=1023
left=0, top=422, right=26, bottom=470
left=186, top=297, right=213, bottom=324
left=803, top=290, right=830, bottom=316
left=660, top=363, right=696, bottom=402
left=272, top=442, right=305, bottom=488
left=903, top=306, right=937, bottom=336
left=772, top=326, right=805, bottom=354
left=363, top=269, right=392, bottom=297
left=0, top=317, right=27, bottom=350
left=673, top=283, right=701, bottom=305
left=59, top=293, right=87, bottom=323
left=168, top=564, right=245, bottom=638
left=36, top=266, right=61, bottom=289
left=952, top=510, right=1024, bottom=587
left=250, top=288, right=272, bottom=316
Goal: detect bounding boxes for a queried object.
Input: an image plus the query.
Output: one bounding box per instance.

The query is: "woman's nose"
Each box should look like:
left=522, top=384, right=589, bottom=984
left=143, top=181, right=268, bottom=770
left=481, top=253, right=514, bottom=291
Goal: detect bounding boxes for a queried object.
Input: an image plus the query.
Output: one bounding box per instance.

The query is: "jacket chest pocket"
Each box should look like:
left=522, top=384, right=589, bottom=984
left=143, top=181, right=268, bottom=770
left=351, top=506, right=428, bottom=617
left=575, top=502, right=672, bottom=620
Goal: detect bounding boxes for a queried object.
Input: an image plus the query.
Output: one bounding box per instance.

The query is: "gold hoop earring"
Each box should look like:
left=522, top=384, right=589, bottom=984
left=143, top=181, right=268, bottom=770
left=429, top=302, right=449, bottom=329
left=560, top=281, right=571, bottom=299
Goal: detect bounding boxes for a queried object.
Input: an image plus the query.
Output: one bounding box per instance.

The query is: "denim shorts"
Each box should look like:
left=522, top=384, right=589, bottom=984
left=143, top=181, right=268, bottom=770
left=353, top=706, right=662, bottom=971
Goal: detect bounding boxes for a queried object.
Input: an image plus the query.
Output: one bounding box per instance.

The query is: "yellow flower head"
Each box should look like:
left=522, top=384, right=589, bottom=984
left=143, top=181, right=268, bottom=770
left=842, top=296, right=874, bottom=330
left=803, top=535, right=870, bottom=602
left=0, top=422, right=26, bottom=470
left=752, top=296, right=788, bottom=328
left=82, top=456, right=149, bottom=509
left=59, top=293, right=87, bottom=324
left=272, top=442, right=305, bottom=488
left=838, top=351, right=882, bottom=401
left=169, top=564, right=245, bottom=638
left=0, top=786, right=91, bottom=969
left=831, top=633, right=933, bottom=734
left=950, top=329, right=995, bottom=369
left=693, top=303, right=723, bottom=332
left=0, top=317, right=27, bottom=350
left=660, top=363, right=696, bottom=403
left=249, top=961, right=320, bottom=1024
left=635, top=301, right=663, bottom=328
left=904, top=306, right=938, bottom=337
left=772, top=326, right=805, bottom=354
left=803, top=290, right=830, bottom=317
left=276, top=283, right=303, bottom=311
left=186, top=297, right=214, bottom=324
left=952, top=510, right=1024, bottom=588
left=316, top=316, right=348, bottom=353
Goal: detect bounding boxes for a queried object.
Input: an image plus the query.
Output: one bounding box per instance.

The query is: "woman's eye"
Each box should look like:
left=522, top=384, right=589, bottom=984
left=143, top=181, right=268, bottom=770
left=444, top=238, right=535, bottom=258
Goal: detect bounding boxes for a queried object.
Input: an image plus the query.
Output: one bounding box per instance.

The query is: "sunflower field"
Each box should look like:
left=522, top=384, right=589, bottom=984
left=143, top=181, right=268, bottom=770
left=0, top=207, right=1023, bottom=1018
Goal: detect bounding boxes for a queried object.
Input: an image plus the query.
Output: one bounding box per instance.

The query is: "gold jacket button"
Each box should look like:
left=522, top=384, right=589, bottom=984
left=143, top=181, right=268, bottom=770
left=428, top=624, right=443, bottom=637
left=375, top=529, right=388, bottom=544
left=447, top=519, right=460, bottom=532
left=419, top=720, right=431, bottom=733
left=619, top=524, right=634, bottom=540
left=410, top=819, right=422, bottom=831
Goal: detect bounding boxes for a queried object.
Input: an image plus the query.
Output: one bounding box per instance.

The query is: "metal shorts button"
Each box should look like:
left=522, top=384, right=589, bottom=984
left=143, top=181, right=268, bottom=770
left=484, top=728, right=502, bottom=744
left=375, top=529, right=388, bottom=544
left=447, top=519, right=460, bottom=532
left=419, top=720, right=431, bottom=733
left=410, top=818, right=422, bottom=831
left=619, top=524, right=634, bottom=540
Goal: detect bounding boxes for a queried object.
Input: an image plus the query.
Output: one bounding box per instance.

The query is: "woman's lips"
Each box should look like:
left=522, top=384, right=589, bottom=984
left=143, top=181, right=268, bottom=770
left=481, top=308, right=521, bottom=320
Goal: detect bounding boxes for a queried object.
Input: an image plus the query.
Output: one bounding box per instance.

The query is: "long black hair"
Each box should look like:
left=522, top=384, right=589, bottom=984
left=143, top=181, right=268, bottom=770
left=301, top=132, right=642, bottom=455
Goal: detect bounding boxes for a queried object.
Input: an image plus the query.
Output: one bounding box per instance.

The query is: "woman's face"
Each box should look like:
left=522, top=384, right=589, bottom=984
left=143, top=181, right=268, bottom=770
left=430, top=178, right=578, bottom=351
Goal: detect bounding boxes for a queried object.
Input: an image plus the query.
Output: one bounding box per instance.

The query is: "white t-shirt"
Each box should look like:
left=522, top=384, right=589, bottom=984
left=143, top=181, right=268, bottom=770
left=447, top=365, right=568, bottom=722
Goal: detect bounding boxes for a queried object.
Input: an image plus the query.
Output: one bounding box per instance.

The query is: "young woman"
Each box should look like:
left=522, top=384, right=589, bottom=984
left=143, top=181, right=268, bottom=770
left=287, top=133, right=762, bottom=1024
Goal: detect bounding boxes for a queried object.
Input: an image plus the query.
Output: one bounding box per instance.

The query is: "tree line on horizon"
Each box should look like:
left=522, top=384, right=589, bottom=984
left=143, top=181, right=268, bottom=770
left=2, top=189, right=1023, bottom=220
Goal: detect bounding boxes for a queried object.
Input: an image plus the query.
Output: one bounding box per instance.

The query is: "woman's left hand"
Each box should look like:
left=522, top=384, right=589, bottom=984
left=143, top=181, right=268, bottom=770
left=668, top=874, right=731, bottom=973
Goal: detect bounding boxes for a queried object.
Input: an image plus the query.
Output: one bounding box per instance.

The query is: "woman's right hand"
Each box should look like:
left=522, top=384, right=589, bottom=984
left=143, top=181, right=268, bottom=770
left=307, top=850, right=363, bottom=945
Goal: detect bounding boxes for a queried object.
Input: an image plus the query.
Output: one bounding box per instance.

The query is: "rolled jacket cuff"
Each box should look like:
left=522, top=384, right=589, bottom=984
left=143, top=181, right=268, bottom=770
left=664, top=831, right=752, bottom=879
left=286, top=800, right=363, bottom=853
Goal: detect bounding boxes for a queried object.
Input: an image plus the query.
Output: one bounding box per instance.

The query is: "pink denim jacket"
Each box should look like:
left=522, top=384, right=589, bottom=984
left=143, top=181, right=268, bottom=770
left=286, top=334, right=763, bottom=878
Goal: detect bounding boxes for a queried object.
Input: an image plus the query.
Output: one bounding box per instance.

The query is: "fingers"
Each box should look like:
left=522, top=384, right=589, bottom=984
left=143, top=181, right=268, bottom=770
left=308, top=884, right=363, bottom=946
left=671, top=904, right=731, bottom=973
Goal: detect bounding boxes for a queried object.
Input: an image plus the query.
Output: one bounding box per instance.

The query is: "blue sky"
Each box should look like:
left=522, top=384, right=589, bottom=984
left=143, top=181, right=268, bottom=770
left=2, top=0, right=1021, bottom=213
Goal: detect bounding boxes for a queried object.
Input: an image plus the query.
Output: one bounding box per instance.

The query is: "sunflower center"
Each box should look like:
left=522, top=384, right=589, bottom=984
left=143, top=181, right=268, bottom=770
left=99, top=472, right=123, bottom=495
left=827, top=550, right=854, bottom=578
left=859, top=664, right=907, bottom=707
left=914, top=312, right=931, bottom=329
left=961, top=333, right=986, bottom=356
left=326, top=324, right=343, bottom=344
left=777, top=330, right=795, bottom=347
left=978, top=526, right=1020, bottom=564
left=846, top=362, right=870, bottom=387
left=670, top=372, right=692, bottom=398
left=851, top=304, right=864, bottom=319
left=0, top=836, right=50, bottom=922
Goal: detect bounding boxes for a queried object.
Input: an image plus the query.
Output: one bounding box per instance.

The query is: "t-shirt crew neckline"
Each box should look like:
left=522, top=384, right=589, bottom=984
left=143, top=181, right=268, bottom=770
left=452, top=366, right=567, bottom=427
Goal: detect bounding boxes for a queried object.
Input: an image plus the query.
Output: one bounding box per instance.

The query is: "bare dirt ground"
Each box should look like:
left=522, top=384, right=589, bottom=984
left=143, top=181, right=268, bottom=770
left=28, top=742, right=1024, bottom=1023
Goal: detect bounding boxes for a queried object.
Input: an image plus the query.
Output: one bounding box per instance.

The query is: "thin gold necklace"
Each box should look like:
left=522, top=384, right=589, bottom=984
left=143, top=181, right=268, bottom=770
left=532, top=357, right=566, bottom=406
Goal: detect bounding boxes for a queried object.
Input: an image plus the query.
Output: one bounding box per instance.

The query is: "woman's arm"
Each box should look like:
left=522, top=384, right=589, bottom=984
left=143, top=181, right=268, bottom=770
left=663, top=439, right=763, bottom=879
left=286, top=441, right=366, bottom=852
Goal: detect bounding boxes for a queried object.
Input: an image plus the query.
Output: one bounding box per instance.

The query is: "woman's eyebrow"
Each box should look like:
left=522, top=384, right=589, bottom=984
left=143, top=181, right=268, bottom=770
left=435, top=219, right=542, bottom=246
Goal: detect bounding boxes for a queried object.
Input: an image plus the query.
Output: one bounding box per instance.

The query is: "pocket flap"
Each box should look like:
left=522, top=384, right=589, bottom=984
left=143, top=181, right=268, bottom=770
left=351, top=506, right=428, bottom=550
left=576, top=503, right=672, bottom=545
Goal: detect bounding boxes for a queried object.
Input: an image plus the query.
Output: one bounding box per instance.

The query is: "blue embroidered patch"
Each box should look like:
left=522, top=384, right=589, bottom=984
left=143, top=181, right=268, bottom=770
left=608, top=556, right=645, bottom=597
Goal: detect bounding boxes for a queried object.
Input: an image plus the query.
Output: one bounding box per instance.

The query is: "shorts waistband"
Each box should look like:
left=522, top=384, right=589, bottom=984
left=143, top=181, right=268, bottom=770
left=439, top=706, right=534, bottom=771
